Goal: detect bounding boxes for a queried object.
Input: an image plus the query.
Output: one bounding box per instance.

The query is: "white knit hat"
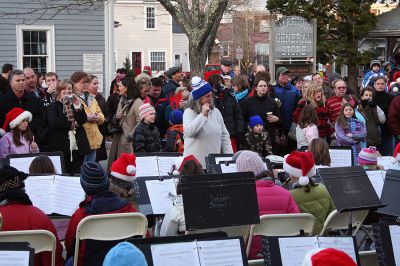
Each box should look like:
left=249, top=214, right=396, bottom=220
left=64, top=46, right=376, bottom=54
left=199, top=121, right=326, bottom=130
left=138, top=103, right=155, bottom=121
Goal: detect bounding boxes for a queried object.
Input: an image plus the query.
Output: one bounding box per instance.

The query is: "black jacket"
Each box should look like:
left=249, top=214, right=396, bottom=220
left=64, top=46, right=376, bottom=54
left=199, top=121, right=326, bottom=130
left=133, top=121, right=161, bottom=153
left=163, top=80, right=179, bottom=99
left=214, top=88, right=244, bottom=137
left=0, top=90, right=44, bottom=135
left=149, top=94, right=168, bottom=137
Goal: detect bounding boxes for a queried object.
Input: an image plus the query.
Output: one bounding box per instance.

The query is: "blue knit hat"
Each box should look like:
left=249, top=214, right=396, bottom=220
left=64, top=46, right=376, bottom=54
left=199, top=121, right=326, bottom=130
left=249, top=115, right=264, bottom=129
left=169, top=109, right=183, bottom=125
left=103, top=242, right=148, bottom=266
left=191, top=76, right=212, bottom=100
left=80, top=162, right=110, bottom=196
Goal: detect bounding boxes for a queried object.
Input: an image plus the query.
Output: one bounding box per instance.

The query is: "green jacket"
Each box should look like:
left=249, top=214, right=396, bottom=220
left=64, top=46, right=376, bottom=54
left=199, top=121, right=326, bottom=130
left=291, top=184, right=336, bottom=235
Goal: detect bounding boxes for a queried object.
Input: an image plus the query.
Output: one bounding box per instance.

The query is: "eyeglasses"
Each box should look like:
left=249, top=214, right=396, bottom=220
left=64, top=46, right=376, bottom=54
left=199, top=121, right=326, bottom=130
left=336, top=86, right=346, bottom=90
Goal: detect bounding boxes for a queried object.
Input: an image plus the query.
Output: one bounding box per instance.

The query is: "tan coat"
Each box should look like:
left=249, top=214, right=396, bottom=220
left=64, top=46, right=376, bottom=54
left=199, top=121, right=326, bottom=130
left=81, top=94, right=105, bottom=150
left=107, top=97, right=143, bottom=171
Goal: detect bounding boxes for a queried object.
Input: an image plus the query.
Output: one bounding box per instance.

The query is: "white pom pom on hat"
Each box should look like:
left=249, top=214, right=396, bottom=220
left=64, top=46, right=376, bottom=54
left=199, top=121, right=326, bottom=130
left=283, top=151, right=316, bottom=186
left=110, top=153, right=137, bottom=181
left=126, top=165, right=136, bottom=175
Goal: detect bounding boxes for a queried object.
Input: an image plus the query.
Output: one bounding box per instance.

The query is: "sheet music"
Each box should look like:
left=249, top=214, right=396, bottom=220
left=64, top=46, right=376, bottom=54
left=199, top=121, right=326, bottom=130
left=151, top=242, right=200, bottom=266
left=9, top=155, right=62, bottom=174
left=135, top=156, right=159, bottom=177
left=158, top=156, right=181, bottom=176
left=145, top=179, right=177, bottom=214
left=329, top=149, right=352, bottom=167
left=220, top=163, right=237, bottom=173
left=48, top=156, right=63, bottom=174
left=366, top=170, right=386, bottom=198
left=52, top=175, right=85, bottom=216
left=215, top=157, right=232, bottom=164
left=0, top=250, right=30, bottom=266
left=24, top=176, right=54, bottom=215
left=278, top=237, right=319, bottom=266
left=197, top=239, right=243, bottom=266
left=389, top=225, right=400, bottom=265
left=318, top=237, right=357, bottom=263
left=378, top=156, right=400, bottom=171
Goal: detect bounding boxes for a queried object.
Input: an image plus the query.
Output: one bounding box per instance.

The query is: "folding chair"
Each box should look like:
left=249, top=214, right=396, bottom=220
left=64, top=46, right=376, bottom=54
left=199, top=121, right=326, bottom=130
left=246, top=213, right=315, bottom=255
left=0, top=230, right=57, bottom=266
left=73, top=212, right=148, bottom=266
left=359, top=250, right=378, bottom=266
left=319, top=210, right=369, bottom=236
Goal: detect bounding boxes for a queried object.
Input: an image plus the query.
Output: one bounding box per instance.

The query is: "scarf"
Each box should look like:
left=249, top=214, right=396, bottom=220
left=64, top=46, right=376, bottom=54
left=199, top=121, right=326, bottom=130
left=235, top=89, right=249, bottom=102
left=0, top=189, right=32, bottom=206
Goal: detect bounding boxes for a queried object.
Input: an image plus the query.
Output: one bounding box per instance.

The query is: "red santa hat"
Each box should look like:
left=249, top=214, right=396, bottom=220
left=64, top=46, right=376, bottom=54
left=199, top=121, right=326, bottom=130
left=172, top=155, right=200, bottom=175
left=283, top=151, right=316, bottom=186
left=302, top=248, right=357, bottom=266
left=392, top=143, right=400, bottom=164
left=0, top=107, right=32, bottom=136
left=110, top=153, right=137, bottom=181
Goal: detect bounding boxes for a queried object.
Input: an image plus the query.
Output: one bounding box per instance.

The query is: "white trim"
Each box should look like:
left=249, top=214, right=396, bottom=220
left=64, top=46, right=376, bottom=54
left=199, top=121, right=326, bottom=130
left=148, top=50, right=167, bottom=72
left=16, top=25, right=56, bottom=72
left=174, top=53, right=181, bottom=67
left=129, top=50, right=144, bottom=72
left=9, top=111, right=33, bottom=129
left=144, top=5, right=157, bottom=30
left=283, top=162, right=316, bottom=178
left=110, top=171, right=136, bottom=182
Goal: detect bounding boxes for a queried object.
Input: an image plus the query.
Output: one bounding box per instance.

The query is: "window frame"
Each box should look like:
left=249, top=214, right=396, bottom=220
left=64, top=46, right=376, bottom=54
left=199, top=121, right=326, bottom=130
left=174, top=53, right=181, bottom=67
left=144, top=6, right=157, bottom=30
left=148, top=50, right=166, bottom=72
left=16, top=25, right=56, bottom=72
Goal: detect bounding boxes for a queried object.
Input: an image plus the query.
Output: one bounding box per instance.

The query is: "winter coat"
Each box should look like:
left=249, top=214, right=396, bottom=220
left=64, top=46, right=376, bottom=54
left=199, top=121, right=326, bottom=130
left=375, top=91, right=395, bottom=137
left=273, top=83, right=301, bottom=130
left=362, top=70, right=384, bottom=88
left=0, top=89, right=44, bottom=136
left=95, top=93, right=109, bottom=162
left=163, top=80, right=180, bottom=99
left=0, top=131, right=39, bottom=158
left=164, top=124, right=184, bottom=153
left=335, top=118, right=366, bottom=161
left=355, top=105, right=382, bottom=146
left=388, top=95, right=400, bottom=136
left=149, top=94, right=168, bottom=137
left=133, top=121, right=161, bottom=153
left=0, top=203, right=65, bottom=266
left=245, top=127, right=272, bottom=157
left=160, top=195, right=185, bottom=236
left=326, top=95, right=345, bottom=125
left=291, top=184, right=336, bottom=234
left=296, top=124, right=319, bottom=149
left=249, top=179, right=300, bottom=259
left=65, top=192, right=137, bottom=266
left=106, top=93, right=120, bottom=127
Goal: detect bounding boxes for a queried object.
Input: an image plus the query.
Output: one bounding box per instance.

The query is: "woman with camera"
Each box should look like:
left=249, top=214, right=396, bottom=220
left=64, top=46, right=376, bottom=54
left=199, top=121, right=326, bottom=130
left=107, top=76, right=143, bottom=171
left=47, top=80, right=90, bottom=175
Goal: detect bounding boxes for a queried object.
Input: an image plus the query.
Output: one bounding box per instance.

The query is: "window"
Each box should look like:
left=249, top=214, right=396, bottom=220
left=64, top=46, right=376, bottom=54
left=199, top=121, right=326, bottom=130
left=150, top=51, right=165, bottom=71
left=260, top=20, right=269, bottom=33
left=255, top=43, right=269, bottom=68
left=17, top=25, right=55, bottom=72
left=222, top=43, right=230, bottom=57
left=174, top=54, right=181, bottom=67
left=146, top=7, right=156, bottom=29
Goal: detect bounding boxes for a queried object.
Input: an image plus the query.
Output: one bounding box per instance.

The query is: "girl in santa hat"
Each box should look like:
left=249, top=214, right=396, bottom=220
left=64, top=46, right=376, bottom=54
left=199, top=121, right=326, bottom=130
left=0, top=107, right=39, bottom=158
left=284, top=151, right=335, bottom=234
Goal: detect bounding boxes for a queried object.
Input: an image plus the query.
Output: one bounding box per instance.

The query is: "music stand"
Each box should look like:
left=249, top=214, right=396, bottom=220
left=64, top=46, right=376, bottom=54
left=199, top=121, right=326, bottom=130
left=378, top=169, right=400, bottom=217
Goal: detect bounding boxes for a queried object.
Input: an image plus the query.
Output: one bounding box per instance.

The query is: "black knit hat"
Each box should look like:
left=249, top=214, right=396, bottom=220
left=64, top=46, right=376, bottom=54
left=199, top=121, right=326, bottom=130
left=0, top=166, right=28, bottom=195
left=80, top=162, right=110, bottom=195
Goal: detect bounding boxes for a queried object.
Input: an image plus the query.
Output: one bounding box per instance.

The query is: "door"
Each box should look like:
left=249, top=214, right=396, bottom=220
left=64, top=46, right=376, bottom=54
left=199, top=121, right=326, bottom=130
left=132, top=52, right=142, bottom=76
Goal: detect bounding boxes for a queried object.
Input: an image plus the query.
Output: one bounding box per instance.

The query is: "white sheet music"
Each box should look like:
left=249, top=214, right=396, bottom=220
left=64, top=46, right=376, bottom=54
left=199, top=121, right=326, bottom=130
left=329, top=149, right=352, bottom=167
left=52, top=175, right=85, bottom=216
left=279, top=237, right=319, bottom=266
left=318, top=237, right=357, bottom=264
left=220, top=163, right=237, bottom=173
left=158, top=156, right=181, bottom=176
left=151, top=242, right=200, bottom=266
left=215, top=157, right=233, bottom=164
left=25, top=176, right=54, bottom=215
left=9, top=155, right=62, bottom=174
left=378, top=156, right=400, bottom=171
left=135, top=156, right=159, bottom=177
left=366, top=170, right=386, bottom=199
left=389, top=225, right=400, bottom=265
left=48, top=156, right=63, bottom=174
left=197, top=239, right=243, bottom=266
left=145, top=179, right=177, bottom=214
left=0, top=250, right=30, bottom=266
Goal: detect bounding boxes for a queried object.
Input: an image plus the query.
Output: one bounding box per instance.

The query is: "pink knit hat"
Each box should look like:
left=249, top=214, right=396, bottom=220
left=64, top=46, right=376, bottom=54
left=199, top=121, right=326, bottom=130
left=138, top=103, right=155, bottom=121
left=357, top=146, right=379, bottom=165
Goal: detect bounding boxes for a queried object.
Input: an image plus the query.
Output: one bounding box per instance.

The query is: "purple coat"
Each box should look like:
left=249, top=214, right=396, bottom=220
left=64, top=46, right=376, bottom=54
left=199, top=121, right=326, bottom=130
left=0, top=132, right=39, bottom=158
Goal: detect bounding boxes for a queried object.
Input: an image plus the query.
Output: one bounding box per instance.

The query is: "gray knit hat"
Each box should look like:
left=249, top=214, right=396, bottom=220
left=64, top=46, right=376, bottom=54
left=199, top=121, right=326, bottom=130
left=236, top=151, right=267, bottom=177
left=80, top=162, right=110, bottom=196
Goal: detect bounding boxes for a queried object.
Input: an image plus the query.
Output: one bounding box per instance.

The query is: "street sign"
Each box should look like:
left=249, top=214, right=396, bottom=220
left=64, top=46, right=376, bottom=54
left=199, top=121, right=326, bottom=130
left=236, top=48, right=243, bottom=60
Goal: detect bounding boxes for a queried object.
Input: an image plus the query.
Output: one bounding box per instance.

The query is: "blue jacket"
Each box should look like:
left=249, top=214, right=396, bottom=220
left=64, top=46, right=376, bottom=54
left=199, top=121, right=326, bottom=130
left=362, top=70, right=385, bottom=88
left=274, top=83, right=301, bottom=130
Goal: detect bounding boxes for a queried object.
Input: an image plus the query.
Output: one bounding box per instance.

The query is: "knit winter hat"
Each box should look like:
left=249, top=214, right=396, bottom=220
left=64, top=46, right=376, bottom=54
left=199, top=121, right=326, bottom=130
left=249, top=115, right=264, bottom=129
left=370, top=59, right=381, bottom=69
left=0, top=107, right=32, bottom=136
left=111, top=153, right=137, bottom=182
left=0, top=166, right=28, bottom=196
left=392, top=143, right=400, bottom=164
left=236, top=151, right=267, bottom=177
left=138, top=103, right=155, bottom=121
left=191, top=76, right=212, bottom=100
left=103, top=242, right=148, bottom=266
left=283, top=151, right=316, bottom=186
left=302, top=248, right=356, bottom=266
left=80, top=162, right=110, bottom=195
left=357, top=146, right=379, bottom=165
left=169, top=109, right=183, bottom=125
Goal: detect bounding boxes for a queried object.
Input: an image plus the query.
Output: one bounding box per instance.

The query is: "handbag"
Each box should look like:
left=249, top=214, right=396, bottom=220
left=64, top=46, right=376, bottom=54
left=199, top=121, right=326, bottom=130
left=288, top=122, right=297, bottom=141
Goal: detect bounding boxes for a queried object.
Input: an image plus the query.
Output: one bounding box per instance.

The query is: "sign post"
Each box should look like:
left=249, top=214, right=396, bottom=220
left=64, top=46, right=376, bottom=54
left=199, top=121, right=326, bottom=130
left=236, top=47, right=243, bottom=70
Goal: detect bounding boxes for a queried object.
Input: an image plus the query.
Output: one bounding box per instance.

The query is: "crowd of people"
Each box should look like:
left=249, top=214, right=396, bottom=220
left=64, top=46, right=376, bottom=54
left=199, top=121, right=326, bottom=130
left=0, top=59, right=400, bottom=265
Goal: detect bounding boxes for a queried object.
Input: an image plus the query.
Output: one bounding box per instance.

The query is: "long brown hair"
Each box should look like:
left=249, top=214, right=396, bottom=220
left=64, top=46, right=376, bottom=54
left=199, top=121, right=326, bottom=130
left=337, top=103, right=355, bottom=129
left=298, top=105, right=318, bottom=129
left=308, top=138, right=331, bottom=166
left=29, top=155, right=56, bottom=175
left=12, top=126, right=33, bottom=147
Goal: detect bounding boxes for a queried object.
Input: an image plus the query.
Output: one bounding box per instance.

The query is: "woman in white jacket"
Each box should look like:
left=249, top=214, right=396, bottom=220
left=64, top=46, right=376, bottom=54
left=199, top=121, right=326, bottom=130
left=183, top=76, right=233, bottom=168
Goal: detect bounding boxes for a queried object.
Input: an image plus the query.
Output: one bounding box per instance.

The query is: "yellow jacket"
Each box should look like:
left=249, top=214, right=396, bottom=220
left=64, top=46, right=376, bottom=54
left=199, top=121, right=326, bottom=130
left=80, top=92, right=105, bottom=150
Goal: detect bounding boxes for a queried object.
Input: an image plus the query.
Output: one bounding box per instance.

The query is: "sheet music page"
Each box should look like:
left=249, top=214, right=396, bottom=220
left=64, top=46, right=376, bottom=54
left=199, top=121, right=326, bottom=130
left=9, top=157, right=35, bottom=174
left=158, top=156, right=181, bottom=176
left=151, top=242, right=200, bottom=266
left=366, top=170, right=386, bottom=198
left=215, top=156, right=233, bottom=164
left=52, top=175, right=85, bottom=216
left=135, top=156, right=159, bottom=177
left=197, top=239, right=243, bottom=266
left=48, top=156, right=63, bottom=174
left=378, top=156, right=400, bottom=171
left=145, top=179, right=177, bottom=214
left=329, top=149, right=352, bottom=167
left=220, top=163, right=237, bottom=173
left=24, top=176, right=54, bottom=215
left=0, top=250, right=30, bottom=266
left=389, top=225, right=400, bottom=265
left=279, top=237, right=319, bottom=266
left=318, top=237, right=357, bottom=263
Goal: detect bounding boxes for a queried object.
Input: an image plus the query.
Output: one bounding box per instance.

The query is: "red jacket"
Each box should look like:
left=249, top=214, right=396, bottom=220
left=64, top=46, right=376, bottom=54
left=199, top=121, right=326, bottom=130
left=65, top=193, right=137, bottom=266
left=0, top=203, right=65, bottom=266
left=248, top=180, right=300, bottom=259
left=388, top=95, right=400, bottom=135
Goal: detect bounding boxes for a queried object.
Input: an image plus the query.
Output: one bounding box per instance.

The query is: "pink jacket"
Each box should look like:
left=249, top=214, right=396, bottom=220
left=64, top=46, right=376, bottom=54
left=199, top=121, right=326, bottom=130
left=248, top=180, right=300, bottom=259
left=0, top=132, right=39, bottom=158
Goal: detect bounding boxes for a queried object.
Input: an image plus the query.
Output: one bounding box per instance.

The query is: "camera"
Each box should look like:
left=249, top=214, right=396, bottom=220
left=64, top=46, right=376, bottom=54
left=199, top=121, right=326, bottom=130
left=63, top=95, right=73, bottom=105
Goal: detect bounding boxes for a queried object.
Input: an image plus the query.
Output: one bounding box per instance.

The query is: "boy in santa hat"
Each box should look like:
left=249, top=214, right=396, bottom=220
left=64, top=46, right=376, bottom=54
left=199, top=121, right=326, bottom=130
left=283, top=151, right=335, bottom=234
